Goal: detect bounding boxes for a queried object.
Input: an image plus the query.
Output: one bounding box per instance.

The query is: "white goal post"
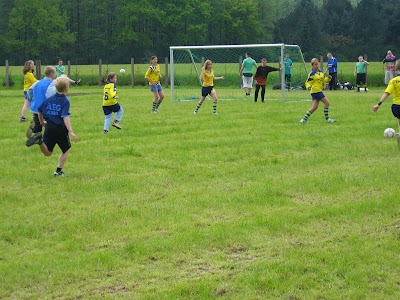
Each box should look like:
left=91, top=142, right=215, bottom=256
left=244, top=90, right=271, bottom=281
left=169, top=43, right=308, bottom=102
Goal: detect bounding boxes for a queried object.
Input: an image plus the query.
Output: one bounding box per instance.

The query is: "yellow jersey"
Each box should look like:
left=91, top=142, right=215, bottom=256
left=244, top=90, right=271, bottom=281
left=23, top=72, right=37, bottom=92
left=385, top=74, right=400, bottom=105
left=202, top=69, right=214, bottom=87
left=103, top=82, right=118, bottom=106
left=305, top=70, right=331, bottom=94
left=144, top=64, right=161, bottom=85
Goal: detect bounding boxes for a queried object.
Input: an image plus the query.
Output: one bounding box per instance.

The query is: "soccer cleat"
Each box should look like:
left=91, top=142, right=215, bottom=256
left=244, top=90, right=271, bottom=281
left=26, top=133, right=42, bottom=147
left=193, top=110, right=198, bottom=115
left=20, top=116, right=27, bottom=122
left=213, top=111, right=218, bottom=115
left=299, top=118, right=307, bottom=124
left=326, top=118, right=336, bottom=123
left=53, top=170, right=65, bottom=177
left=75, top=79, right=81, bottom=85
left=112, top=121, right=122, bottom=129
left=154, top=109, right=159, bottom=113
left=26, top=121, right=35, bottom=138
left=103, top=130, right=109, bottom=134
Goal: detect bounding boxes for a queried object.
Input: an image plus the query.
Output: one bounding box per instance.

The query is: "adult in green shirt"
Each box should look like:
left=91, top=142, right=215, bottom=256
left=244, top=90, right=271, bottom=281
left=239, top=52, right=257, bottom=98
left=354, top=55, right=369, bottom=92
left=55, top=59, right=81, bottom=85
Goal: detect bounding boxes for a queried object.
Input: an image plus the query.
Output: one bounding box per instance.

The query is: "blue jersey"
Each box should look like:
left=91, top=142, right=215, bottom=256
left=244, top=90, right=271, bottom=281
left=28, top=78, right=56, bottom=114
left=39, top=93, right=71, bottom=126
left=327, top=57, right=338, bottom=74
left=283, top=58, right=293, bottom=75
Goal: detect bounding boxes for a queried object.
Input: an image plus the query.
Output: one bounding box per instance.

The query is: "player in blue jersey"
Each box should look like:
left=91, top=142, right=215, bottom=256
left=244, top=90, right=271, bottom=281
left=25, top=66, right=57, bottom=146
left=326, top=53, right=338, bottom=90
left=27, top=76, right=78, bottom=176
left=283, top=54, right=293, bottom=90
left=299, top=58, right=336, bottom=124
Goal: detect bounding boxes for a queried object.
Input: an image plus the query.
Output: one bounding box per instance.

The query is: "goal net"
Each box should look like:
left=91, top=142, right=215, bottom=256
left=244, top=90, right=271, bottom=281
left=169, top=44, right=309, bottom=102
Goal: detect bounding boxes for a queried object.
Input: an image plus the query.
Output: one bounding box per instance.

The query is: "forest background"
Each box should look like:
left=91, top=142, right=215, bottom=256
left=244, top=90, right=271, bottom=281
left=0, top=0, right=399, bottom=66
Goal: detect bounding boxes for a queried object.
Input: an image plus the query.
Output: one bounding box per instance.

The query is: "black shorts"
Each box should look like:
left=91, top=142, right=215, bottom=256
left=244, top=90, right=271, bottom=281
left=103, top=103, right=121, bottom=115
left=201, top=86, right=214, bottom=97
left=356, top=73, right=366, bottom=85
left=43, top=122, right=71, bottom=153
left=391, top=104, right=400, bottom=119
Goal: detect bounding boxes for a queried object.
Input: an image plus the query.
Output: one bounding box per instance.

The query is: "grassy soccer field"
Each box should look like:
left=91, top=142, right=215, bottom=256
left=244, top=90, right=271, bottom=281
left=1, top=86, right=400, bottom=299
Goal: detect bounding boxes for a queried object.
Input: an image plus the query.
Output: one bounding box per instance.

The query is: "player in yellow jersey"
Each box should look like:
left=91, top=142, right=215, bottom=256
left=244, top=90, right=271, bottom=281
left=193, top=60, right=224, bottom=115
left=372, top=60, right=400, bottom=144
left=145, top=56, right=164, bottom=113
left=102, top=72, right=124, bottom=133
left=299, top=58, right=336, bottom=124
left=21, top=60, right=38, bottom=122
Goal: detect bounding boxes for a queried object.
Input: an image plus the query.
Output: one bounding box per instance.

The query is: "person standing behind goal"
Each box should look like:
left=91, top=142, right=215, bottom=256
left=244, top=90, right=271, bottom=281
left=145, top=56, right=165, bottom=113
left=382, top=50, right=397, bottom=85
left=354, top=55, right=369, bottom=92
left=239, top=52, right=257, bottom=98
left=194, top=60, right=224, bottom=115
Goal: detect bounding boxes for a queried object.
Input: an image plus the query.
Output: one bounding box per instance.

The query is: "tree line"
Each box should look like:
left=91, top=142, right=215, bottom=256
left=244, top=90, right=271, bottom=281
left=0, top=0, right=399, bottom=66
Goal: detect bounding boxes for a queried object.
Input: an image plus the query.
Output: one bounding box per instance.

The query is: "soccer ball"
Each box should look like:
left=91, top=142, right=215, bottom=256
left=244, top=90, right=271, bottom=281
left=149, top=65, right=156, bottom=71
left=119, top=68, right=126, bottom=74
left=384, top=128, right=396, bottom=138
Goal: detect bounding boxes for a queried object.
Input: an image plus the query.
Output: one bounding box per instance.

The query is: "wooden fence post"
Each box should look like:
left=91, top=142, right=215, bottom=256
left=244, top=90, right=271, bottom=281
left=67, top=60, right=71, bottom=78
left=5, top=60, right=9, bottom=87
left=99, top=59, right=102, bottom=85
left=35, top=60, right=41, bottom=79
left=131, top=58, right=135, bottom=87
left=164, top=57, right=169, bottom=87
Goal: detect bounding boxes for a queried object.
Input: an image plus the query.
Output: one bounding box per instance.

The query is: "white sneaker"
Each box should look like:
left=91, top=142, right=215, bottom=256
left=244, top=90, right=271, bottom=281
left=299, top=119, right=307, bottom=124
left=193, top=110, right=198, bottom=115
left=326, top=118, right=336, bottom=123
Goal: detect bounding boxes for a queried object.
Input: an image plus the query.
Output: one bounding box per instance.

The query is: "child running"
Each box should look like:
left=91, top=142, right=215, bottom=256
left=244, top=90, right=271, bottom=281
left=21, top=60, right=38, bottom=122
left=144, top=56, right=164, bottom=113
left=27, top=76, right=78, bottom=176
left=372, top=60, right=400, bottom=142
left=194, top=60, right=224, bottom=115
left=299, top=58, right=336, bottom=124
left=102, top=72, right=124, bottom=133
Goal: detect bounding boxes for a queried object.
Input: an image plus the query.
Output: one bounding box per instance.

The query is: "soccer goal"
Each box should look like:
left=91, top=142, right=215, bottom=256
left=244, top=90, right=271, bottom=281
left=169, top=43, right=309, bottom=102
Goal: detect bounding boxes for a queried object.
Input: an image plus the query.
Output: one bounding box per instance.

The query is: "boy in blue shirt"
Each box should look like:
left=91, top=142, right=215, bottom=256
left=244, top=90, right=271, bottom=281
left=27, top=76, right=78, bottom=176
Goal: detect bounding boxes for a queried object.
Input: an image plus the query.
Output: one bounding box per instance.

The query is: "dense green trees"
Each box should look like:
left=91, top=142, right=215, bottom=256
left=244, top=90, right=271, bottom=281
left=0, top=0, right=397, bottom=65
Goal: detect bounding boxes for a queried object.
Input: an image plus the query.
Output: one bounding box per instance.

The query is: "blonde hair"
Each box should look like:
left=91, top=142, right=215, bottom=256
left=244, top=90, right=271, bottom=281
left=55, top=76, right=69, bottom=93
left=44, top=66, right=56, bottom=77
left=23, top=60, right=34, bottom=74
left=311, top=58, right=319, bottom=65
left=203, top=60, right=212, bottom=69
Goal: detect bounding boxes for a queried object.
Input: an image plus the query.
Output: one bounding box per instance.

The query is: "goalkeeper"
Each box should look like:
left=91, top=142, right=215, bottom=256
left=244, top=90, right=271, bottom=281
left=254, top=58, right=280, bottom=103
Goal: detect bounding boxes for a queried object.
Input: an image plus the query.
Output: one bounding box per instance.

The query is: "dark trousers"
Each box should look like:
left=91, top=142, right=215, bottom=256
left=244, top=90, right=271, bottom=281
left=254, top=85, right=266, bottom=102
left=32, top=113, right=43, bottom=134
left=329, top=72, right=337, bottom=90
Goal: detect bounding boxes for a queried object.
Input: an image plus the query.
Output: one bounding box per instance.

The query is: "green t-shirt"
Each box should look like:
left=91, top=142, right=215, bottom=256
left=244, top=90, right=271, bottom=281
left=242, top=57, right=257, bottom=74
left=355, top=61, right=367, bottom=74
left=55, top=65, right=65, bottom=77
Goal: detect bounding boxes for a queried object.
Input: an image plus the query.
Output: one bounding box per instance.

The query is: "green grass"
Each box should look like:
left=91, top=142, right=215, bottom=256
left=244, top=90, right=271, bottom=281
left=1, top=86, right=400, bottom=299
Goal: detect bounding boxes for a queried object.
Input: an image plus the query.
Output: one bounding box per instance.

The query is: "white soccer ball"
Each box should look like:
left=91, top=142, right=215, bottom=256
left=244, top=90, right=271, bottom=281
left=384, top=128, right=396, bottom=138
left=119, top=68, right=126, bottom=74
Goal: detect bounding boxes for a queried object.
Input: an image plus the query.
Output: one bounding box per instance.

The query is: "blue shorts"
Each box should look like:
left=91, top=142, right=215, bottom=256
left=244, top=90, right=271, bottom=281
left=391, top=104, right=400, bottom=119
left=150, top=82, right=162, bottom=92
left=311, top=92, right=325, bottom=101
left=103, top=103, right=122, bottom=115
left=202, top=86, right=214, bottom=97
